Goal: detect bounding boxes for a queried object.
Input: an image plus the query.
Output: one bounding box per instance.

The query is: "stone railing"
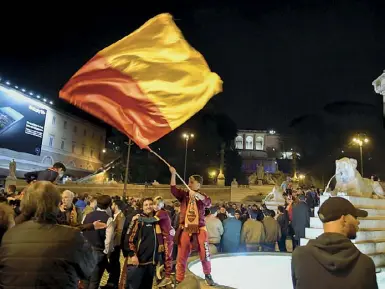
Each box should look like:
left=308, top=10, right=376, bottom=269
left=15, top=180, right=276, bottom=203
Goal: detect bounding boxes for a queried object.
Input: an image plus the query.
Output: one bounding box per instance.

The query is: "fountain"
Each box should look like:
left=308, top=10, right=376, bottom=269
left=187, top=158, right=385, bottom=288
left=302, top=157, right=385, bottom=287
left=189, top=253, right=292, bottom=289
left=263, top=186, right=285, bottom=211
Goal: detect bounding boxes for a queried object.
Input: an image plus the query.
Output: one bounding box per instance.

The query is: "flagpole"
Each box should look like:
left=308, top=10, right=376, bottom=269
left=147, top=147, right=190, bottom=190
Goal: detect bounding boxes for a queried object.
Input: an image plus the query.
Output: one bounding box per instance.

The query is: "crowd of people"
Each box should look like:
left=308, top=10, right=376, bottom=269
left=0, top=162, right=379, bottom=289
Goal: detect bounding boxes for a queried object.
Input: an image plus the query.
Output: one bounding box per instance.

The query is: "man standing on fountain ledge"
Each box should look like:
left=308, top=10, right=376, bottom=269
left=291, top=197, right=378, bottom=289
left=169, top=166, right=215, bottom=286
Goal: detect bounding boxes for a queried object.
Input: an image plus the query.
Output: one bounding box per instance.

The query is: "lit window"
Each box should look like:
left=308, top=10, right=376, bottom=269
left=256, top=136, right=264, bottom=150
left=245, top=136, right=253, bottom=150
left=235, top=136, right=243, bottom=149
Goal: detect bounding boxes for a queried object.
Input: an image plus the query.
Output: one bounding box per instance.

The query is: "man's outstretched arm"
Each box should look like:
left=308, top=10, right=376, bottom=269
left=170, top=166, right=187, bottom=201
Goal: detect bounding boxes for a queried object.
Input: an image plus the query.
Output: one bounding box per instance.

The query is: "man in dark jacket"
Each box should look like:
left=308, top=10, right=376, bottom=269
left=123, top=197, right=158, bottom=289
left=82, top=195, right=114, bottom=289
left=291, top=197, right=378, bottom=289
left=221, top=210, right=242, bottom=253
left=277, top=205, right=289, bottom=252
left=291, top=194, right=310, bottom=247
left=24, top=162, right=66, bottom=183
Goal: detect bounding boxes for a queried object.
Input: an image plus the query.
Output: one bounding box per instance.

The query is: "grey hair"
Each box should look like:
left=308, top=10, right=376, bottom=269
left=62, top=190, right=75, bottom=199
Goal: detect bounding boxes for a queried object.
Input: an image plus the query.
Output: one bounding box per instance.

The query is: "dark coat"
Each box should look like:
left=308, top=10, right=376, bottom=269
left=291, top=201, right=310, bottom=240
left=0, top=220, right=96, bottom=289
left=292, top=233, right=378, bottom=289
left=221, top=217, right=242, bottom=253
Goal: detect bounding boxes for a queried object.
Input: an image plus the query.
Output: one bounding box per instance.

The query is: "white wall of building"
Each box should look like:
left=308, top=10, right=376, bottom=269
left=42, top=108, right=105, bottom=172
left=0, top=84, right=106, bottom=177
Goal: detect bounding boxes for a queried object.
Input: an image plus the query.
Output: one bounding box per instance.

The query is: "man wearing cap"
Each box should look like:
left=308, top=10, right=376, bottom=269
left=291, top=197, right=378, bottom=289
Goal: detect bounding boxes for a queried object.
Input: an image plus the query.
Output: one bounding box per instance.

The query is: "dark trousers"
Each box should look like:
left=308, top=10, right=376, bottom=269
left=125, top=264, right=155, bottom=289
left=107, top=246, right=121, bottom=286
left=278, top=234, right=287, bottom=252
left=83, top=251, right=108, bottom=289
left=288, top=224, right=296, bottom=250
left=262, top=243, right=276, bottom=252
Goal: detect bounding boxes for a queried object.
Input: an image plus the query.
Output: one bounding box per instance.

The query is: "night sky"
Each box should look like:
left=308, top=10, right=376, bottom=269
left=1, top=1, right=385, bottom=174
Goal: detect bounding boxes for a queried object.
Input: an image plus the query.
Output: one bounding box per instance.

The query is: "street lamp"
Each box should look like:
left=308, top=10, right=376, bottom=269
left=352, top=136, right=369, bottom=176
left=182, top=133, right=194, bottom=181
left=209, top=170, right=217, bottom=184
left=123, top=139, right=133, bottom=200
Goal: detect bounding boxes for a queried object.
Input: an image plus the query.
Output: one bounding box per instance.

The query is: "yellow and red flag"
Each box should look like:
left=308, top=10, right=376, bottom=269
left=59, top=13, right=222, bottom=148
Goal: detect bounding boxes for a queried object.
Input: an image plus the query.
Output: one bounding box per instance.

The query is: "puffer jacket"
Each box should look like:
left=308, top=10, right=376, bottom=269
left=0, top=220, right=96, bottom=289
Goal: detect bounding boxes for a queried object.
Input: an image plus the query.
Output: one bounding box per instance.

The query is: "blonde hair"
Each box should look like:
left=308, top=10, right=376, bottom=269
left=154, top=196, right=165, bottom=208
left=21, top=181, right=61, bottom=222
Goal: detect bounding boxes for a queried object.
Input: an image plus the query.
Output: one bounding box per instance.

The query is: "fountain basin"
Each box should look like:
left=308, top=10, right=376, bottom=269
left=188, top=252, right=385, bottom=289
left=188, top=253, right=292, bottom=289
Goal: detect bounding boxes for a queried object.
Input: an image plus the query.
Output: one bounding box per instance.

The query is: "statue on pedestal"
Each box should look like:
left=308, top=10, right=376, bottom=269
left=256, top=164, right=264, bottom=180
left=231, top=178, right=238, bottom=187
left=256, top=164, right=265, bottom=186
left=5, top=159, right=17, bottom=189
left=217, top=170, right=225, bottom=186
left=8, top=159, right=17, bottom=180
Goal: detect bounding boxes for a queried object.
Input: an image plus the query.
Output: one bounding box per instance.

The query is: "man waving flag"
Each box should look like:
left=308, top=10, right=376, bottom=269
left=59, top=13, right=222, bottom=148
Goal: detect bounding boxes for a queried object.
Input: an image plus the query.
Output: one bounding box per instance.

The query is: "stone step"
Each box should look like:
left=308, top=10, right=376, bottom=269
left=310, top=217, right=385, bottom=230
left=371, top=253, right=385, bottom=267
left=300, top=238, right=385, bottom=255
left=314, top=206, right=385, bottom=218
left=305, top=228, right=385, bottom=242
left=320, top=195, right=385, bottom=209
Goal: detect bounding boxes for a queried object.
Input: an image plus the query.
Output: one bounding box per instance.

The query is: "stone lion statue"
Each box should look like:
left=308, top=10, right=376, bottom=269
left=334, top=157, right=384, bottom=198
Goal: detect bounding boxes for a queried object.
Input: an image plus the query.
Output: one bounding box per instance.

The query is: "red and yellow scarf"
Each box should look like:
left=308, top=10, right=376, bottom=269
left=184, top=193, right=199, bottom=235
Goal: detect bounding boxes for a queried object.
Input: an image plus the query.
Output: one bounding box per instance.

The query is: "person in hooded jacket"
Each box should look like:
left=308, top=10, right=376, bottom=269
left=291, top=197, right=378, bottom=289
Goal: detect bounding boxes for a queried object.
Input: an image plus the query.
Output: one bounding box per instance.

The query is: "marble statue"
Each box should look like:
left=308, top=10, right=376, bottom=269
left=264, top=186, right=285, bottom=203
left=334, top=157, right=384, bottom=198
left=8, top=159, right=16, bottom=179
left=231, top=178, right=238, bottom=187
left=256, top=164, right=265, bottom=180
left=264, top=172, right=275, bottom=185
left=248, top=173, right=257, bottom=185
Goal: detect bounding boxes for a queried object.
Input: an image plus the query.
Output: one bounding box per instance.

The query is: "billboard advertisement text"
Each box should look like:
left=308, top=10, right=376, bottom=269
left=0, top=85, right=47, bottom=155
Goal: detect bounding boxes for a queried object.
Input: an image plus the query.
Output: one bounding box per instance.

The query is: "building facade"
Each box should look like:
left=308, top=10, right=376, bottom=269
left=0, top=81, right=106, bottom=179
left=234, top=129, right=299, bottom=175
left=235, top=130, right=280, bottom=175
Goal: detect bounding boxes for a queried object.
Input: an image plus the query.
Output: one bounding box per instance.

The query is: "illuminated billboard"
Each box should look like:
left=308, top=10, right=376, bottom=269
left=0, top=84, right=48, bottom=155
